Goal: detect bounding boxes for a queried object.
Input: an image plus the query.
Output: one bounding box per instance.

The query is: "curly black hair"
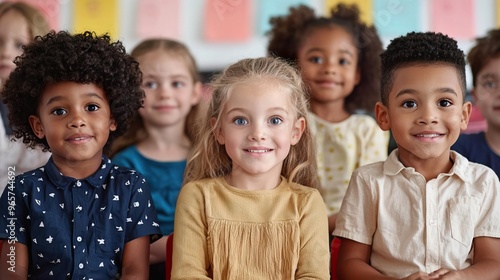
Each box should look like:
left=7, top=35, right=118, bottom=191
left=1, top=30, right=144, bottom=154
left=468, top=28, right=500, bottom=87
left=266, top=3, right=383, bottom=113
left=380, top=32, right=466, bottom=105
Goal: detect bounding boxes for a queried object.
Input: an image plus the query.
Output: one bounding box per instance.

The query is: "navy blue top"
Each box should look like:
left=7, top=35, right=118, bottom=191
left=113, top=145, right=186, bottom=234
left=0, top=156, right=162, bottom=279
left=452, top=131, right=500, bottom=177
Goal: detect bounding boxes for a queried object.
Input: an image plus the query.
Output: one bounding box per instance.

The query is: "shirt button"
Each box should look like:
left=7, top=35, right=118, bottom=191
left=79, top=263, right=84, bottom=269
left=77, top=236, right=82, bottom=242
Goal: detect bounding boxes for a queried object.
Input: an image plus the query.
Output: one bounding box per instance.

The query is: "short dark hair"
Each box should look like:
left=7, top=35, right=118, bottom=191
left=468, top=28, right=500, bottom=87
left=1, top=30, right=144, bottom=153
left=380, top=32, right=466, bottom=105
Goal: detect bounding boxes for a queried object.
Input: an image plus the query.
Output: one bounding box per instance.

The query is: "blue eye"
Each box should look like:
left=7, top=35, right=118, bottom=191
left=172, top=81, right=185, bottom=88
left=86, top=104, right=100, bottom=111
left=269, top=117, right=283, bottom=125
left=402, top=100, right=416, bottom=108
left=233, top=117, right=248, bottom=125
left=51, top=108, right=66, bottom=116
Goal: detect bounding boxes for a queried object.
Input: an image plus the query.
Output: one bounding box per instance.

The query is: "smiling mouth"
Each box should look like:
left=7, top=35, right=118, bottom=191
left=244, top=149, right=272, bottom=153
left=415, top=134, right=442, bottom=138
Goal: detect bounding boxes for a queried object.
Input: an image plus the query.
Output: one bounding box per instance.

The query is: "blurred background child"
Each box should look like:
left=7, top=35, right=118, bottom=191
left=0, top=1, right=51, bottom=193
left=111, top=38, right=202, bottom=279
left=452, top=28, right=500, bottom=177
left=267, top=3, right=389, bottom=233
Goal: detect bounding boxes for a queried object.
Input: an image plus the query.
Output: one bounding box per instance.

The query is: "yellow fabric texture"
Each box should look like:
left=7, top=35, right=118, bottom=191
left=171, top=177, right=330, bottom=280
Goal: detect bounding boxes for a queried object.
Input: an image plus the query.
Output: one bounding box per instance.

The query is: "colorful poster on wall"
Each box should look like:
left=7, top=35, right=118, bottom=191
left=374, top=0, right=420, bottom=37
left=257, top=0, right=309, bottom=35
left=325, top=0, right=372, bottom=24
left=73, top=0, right=118, bottom=38
left=136, top=0, right=180, bottom=40
left=430, top=0, right=475, bottom=39
left=203, top=0, right=252, bottom=42
left=5, top=0, right=60, bottom=30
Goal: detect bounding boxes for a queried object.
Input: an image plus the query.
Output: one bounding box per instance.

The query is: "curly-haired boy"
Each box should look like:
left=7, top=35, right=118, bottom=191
left=333, top=32, right=500, bottom=279
left=0, top=30, right=161, bottom=279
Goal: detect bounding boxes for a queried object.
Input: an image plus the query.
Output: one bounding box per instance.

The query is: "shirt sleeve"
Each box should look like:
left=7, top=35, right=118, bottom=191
left=0, top=175, right=31, bottom=245
left=171, top=182, right=211, bottom=280
left=333, top=169, right=377, bottom=245
left=125, top=173, right=162, bottom=243
left=475, top=170, right=500, bottom=237
left=296, top=189, right=330, bottom=280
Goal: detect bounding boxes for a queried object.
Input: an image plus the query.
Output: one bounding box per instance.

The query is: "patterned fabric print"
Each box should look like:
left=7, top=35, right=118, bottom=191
left=0, top=156, right=162, bottom=279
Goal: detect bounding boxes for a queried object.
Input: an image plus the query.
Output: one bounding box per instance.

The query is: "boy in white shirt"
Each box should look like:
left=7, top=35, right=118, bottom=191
left=333, top=32, right=500, bottom=280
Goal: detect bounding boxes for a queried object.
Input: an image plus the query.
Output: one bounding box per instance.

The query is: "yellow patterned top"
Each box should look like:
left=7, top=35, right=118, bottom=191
left=308, top=112, right=389, bottom=215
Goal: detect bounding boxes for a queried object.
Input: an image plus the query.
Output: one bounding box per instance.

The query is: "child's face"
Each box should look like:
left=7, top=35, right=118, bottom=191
left=472, top=56, right=500, bottom=128
left=136, top=50, right=201, bottom=129
left=376, top=64, right=471, bottom=164
left=0, top=10, right=30, bottom=83
left=214, top=81, right=305, bottom=179
left=297, top=26, right=360, bottom=107
left=29, top=82, right=117, bottom=166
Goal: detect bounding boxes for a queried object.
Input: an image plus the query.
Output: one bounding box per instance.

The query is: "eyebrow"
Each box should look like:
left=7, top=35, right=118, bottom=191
left=395, top=87, right=458, bottom=98
left=306, top=47, right=355, bottom=57
left=46, top=93, right=105, bottom=106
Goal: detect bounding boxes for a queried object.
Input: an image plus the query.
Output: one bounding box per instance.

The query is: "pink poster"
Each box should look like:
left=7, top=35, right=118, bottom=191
left=430, top=0, right=475, bottom=39
left=136, top=0, right=180, bottom=39
left=204, top=0, right=252, bottom=42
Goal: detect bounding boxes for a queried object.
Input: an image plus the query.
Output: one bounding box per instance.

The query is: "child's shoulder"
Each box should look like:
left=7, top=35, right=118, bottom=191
left=286, top=180, right=322, bottom=197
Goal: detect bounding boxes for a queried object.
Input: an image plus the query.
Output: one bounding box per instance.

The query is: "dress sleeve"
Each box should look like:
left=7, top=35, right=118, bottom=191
left=296, top=189, right=330, bottom=279
left=171, top=182, right=211, bottom=280
left=359, top=117, right=389, bottom=166
left=125, top=173, right=162, bottom=243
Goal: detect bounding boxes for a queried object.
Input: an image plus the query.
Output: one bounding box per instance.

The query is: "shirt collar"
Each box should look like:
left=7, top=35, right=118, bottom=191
left=45, top=156, right=113, bottom=190
left=383, top=149, right=471, bottom=183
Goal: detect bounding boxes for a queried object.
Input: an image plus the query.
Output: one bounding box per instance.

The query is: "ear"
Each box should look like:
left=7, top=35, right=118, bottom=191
left=29, top=115, right=45, bottom=139
left=460, top=101, right=472, bottom=131
left=109, top=117, right=117, bottom=132
left=191, top=81, right=203, bottom=105
left=211, top=117, right=224, bottom=145
left=354, top=67, right=361, bottom=85
left=375, top=102, right=391, bottom=131
left=290, top=117, right=306, bottom=145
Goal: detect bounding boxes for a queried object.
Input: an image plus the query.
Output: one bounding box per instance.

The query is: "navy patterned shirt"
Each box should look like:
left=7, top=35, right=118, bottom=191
left=0, top=156, right=162, bottom=279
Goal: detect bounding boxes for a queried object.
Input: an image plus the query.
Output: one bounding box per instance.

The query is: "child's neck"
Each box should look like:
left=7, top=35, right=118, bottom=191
left=485, top=127, right=500, bottom=155
left=310, top=100, right=350, bottom=123
left=52, top=154, right=103, bottom=179
left=137, top=127, right=191, bottom=162
left=225, top=171, right=282, bottom=191
left=398, top=149, right=454, bottom=182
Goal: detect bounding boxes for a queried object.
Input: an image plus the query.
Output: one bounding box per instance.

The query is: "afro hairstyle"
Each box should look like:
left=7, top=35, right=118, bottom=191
left=380, top=32, right=466, bottom=105
left=266, top=3, right=383, bottom=113
left=1, top=30, right=144, bottom=153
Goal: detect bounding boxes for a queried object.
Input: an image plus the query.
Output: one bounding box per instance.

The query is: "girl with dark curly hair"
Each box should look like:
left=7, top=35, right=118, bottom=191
left=267, top=3, right=389, bottom=234
left=0, top=30, right=161, bottom=279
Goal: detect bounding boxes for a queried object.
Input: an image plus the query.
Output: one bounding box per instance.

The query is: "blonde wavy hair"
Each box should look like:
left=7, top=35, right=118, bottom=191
left=184, top=57, right=318, bottom=188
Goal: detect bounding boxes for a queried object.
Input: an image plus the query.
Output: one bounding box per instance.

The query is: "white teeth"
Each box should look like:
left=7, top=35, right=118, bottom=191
left=417, top=134, right=440, bottom=138
left=247, top=149, right=268, bottom=153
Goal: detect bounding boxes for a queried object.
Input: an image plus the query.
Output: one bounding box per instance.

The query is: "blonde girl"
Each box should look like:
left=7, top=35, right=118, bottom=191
left=172, top=57, right=329, bottom=279
left=111, top=39, right=202, bottom=279
left=0, top=1, right=51, bottom=193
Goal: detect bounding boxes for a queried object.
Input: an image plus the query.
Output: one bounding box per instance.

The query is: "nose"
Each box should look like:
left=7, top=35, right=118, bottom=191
left=417, top=104, right=439, bottom=125
left=248, top=122, right=267, bottom=141
left=158, top=83, right=173, bottom=99
left=67, top=110, right=86, bottom=128
left=322, top=59, right=338, bottom=75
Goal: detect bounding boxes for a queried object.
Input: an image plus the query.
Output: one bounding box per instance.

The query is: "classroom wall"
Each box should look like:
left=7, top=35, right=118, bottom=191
left=52, top=0, right=500, bottom=87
